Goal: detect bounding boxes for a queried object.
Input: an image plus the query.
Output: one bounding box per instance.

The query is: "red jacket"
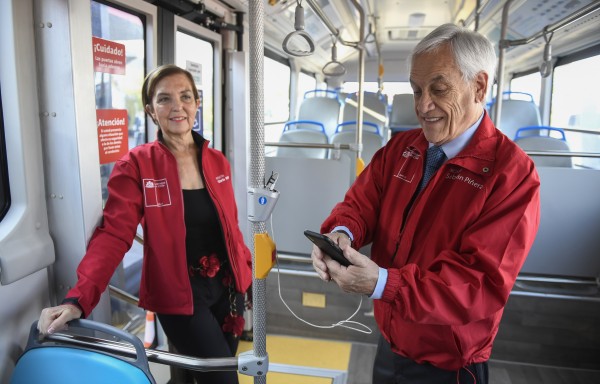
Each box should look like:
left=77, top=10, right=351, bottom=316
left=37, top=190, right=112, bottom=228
left=67, top=133, right=252, bottom=317
left=322, top=113, right=540, bottom=370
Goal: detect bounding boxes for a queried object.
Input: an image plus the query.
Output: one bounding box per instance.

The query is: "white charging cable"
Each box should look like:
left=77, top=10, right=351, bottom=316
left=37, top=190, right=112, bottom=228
left=269, top=217, right=372, bottom=334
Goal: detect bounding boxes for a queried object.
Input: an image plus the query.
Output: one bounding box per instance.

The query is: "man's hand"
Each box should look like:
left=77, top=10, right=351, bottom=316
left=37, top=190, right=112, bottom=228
left=311, top=232, right=379, bottom=296
left=326, top=245, right=379, bottom=296
left=310, top=232, right=352, bottom=282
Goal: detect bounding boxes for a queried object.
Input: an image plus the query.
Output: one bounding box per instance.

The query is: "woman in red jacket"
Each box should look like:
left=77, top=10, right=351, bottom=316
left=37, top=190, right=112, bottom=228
left=38, top=64, right=252, bottom=384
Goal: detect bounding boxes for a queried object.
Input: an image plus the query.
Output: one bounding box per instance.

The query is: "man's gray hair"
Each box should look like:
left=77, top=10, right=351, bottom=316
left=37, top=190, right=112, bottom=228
left=411, top=23, right=497, bottom=92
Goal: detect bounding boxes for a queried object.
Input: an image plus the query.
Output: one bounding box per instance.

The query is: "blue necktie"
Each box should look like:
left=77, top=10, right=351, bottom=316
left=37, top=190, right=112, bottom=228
left=417, top=145, right=446, bottom=193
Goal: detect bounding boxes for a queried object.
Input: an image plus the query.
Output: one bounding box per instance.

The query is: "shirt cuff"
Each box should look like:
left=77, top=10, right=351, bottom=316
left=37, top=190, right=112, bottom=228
left=331, top=226, right=354, bottom=241
left=61, top=297, right=85, bottom=317
left=369, top=267, right=388, bottom=299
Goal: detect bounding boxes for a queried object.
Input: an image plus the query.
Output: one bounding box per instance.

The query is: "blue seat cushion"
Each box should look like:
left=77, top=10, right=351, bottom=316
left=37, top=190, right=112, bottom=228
left=11, top=346, right=152, bottom=384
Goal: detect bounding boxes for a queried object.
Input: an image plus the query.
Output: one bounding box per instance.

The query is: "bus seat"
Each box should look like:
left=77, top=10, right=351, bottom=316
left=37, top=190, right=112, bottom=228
left=11, top=319, right=155, bottom=384
left=514, top=126, right=567, bottom=141
left=389, top=93, right=420, bottom=134
left=295, top=90, right=342, bottom=137
left=283, top=120, right=325, bottom=132
left=276, top=129, right=329, bottom=158
left=341, top=92, right=388, bottom=138
left=489, top=92, right=541, bottom=140
left=514, top=126, right=571, bottom=167
left=335, top=121, right=381, bottom=135
left=329, top=129, right=384, bottom=181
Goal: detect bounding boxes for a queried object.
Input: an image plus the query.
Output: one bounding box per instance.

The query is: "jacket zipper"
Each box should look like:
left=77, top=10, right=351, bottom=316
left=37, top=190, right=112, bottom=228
left=391, top=162, right=446, bottom=264
left=200, top=148, right=240, bottom=290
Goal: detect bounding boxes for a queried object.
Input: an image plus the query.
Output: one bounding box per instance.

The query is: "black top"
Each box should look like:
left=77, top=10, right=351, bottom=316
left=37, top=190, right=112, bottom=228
left=183, top=188, right=229, bottom=305
left=183, top=188, right=225, bottom=260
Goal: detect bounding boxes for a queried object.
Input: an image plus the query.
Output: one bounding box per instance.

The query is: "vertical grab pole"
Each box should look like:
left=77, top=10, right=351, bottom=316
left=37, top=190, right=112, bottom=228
left=248, top=1, right=268, bottom=384
left=493, top=0, right=514, bottom=127
left=350, top=0, right=366, bottom=176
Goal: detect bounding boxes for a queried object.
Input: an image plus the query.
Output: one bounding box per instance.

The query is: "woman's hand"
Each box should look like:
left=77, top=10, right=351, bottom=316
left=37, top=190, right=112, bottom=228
left=37, top=304, right=82, bottom=336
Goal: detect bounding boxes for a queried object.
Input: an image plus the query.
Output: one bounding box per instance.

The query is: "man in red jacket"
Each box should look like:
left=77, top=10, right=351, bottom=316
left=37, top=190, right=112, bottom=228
left=311, top=24, right=540, bottom=383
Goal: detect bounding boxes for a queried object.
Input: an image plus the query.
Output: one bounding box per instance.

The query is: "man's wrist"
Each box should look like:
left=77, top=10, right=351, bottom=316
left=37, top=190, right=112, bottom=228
left=333, top=229, right=351, bottom=242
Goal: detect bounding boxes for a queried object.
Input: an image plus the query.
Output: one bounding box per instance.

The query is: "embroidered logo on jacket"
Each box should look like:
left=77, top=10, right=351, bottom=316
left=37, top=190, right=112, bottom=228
left=444, top=168, right=484, bottom=190
left=143, top=178, right=172, bottom=207
left=394, top=147, right=421, bottom=183
left=216, top=174, right=230, bottom=184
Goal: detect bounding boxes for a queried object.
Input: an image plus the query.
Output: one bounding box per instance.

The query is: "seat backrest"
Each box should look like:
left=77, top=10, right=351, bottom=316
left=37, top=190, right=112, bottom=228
left=297, top=96, right=341, bottom=137
left=11, top=320, right=154, bottom=384
left=490, top=92, right=541, bottom=140
left=515, top=136, right=572, bottom=167
left=329, top=130, right=384, bottom=180
left=335, top=121, right=380, bottom=135
left=341, top=92, right=388, bottom=135
left=390, top=93, right=419, bottom=133
left=276, top=129, right=329, bottom=159
left=11, top=347, right=153, bottom=384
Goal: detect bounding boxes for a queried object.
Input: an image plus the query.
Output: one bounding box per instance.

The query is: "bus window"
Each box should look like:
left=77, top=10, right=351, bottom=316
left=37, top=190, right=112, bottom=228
left=341, top=81, right=412, bottom=105
left=264, top=55, right=291, bottom=143
left=297, top=70, right=317, bottom=113
left=175, top=31, right=215, bottom=146
left=91, top=1, right=146, bottom=203
left=0, top=87, right=9, bottom=222
left=551, top=54, right=600, bottom=130
left=551, top=54, right=600, bottom=168
left=511, top=72, right=542, bottom=107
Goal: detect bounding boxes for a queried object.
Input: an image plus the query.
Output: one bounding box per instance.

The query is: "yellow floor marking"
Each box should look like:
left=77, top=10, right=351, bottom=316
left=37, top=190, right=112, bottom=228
left=302, top=292, right=327, bottom=308
left=237, top=334, right=351, bottom=384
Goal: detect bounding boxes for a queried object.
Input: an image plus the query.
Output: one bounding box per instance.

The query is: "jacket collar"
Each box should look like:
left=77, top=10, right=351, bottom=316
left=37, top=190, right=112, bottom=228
left=450, top=111, right=497, bottom=177
left=156, top=129, right=208, bottom=151
left=406, top=111, right=498, bottom=178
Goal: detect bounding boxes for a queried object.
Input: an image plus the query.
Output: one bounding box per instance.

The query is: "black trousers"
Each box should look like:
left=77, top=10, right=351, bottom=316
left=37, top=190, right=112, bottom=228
left=372, top=336, right=489, bottom=384
left=158, top=290, right=244, bottom=384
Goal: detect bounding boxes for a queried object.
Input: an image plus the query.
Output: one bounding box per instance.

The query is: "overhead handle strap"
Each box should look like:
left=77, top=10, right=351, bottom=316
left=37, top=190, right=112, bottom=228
left=282, top=0, right=315, bottom=57
left=540, top=27, right=554, bottom=78
left=322, top=36, right=346, bottom=77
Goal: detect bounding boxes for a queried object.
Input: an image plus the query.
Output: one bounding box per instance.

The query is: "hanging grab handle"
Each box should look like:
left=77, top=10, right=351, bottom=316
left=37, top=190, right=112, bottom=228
left=540, top=28, right=554, bottom=78
left=322, top=38, right=346, bottom=77
left=282, top=1, right=315, bottom=57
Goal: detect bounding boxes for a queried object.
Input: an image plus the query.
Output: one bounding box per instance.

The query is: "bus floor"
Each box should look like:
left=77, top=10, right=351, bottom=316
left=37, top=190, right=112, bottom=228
left=146, top=334, right=600, bottom=384
left=138, top=274, right=600, bottom=383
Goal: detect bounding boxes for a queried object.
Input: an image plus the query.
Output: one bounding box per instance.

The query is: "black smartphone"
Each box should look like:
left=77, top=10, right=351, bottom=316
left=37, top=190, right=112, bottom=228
left=304, top=230, right=352, bottom=267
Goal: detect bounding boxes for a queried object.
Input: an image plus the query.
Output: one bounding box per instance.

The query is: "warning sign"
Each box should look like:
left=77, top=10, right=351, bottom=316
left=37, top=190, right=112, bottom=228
left=97, top=109, right=128, bottom=164
left=92, top=36, right=126, bottom=75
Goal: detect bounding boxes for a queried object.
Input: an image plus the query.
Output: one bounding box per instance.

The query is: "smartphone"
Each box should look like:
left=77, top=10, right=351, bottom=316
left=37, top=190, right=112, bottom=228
left=304, top=230, right=352, bottom=267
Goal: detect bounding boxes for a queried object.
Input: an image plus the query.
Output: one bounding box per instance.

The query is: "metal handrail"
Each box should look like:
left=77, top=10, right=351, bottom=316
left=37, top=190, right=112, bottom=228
left=264, top=142, right=354, bottom=149
left=304, top=0, right=359, bottom=48
left=45, top=333, right=239, bottom=372
left=109, top=285, right=139, bottom=306
left=502, top=1, right=600, bottom=48
left=525, top=150, right=600, bottom=158
left=562, top=127, right=600, bottom=136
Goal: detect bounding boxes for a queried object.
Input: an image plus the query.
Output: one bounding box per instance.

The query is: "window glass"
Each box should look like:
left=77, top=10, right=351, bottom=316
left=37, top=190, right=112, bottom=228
left=91, top=1, right=145, bottom=203
left=264, top=56, right=290, bottom=144
left=551, top=55, right=600, bottom=130
left=341, top=81, right=412, bottom=105
left=297, top=71, right=317, bottom=110
left=510, top=72, right=542, bottom=106
left=176, top=31, right=214, bottom=145
left=551, top=54, right=600, bottom=168
left=0, top=86, right=9, bottom=221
